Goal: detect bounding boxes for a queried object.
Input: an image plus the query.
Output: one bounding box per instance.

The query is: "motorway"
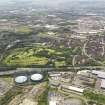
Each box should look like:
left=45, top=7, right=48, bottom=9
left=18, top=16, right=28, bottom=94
left=0, top=66, right=105, bottom=76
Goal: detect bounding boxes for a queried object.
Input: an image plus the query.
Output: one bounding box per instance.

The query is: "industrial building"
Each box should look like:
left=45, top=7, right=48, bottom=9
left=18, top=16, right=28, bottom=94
left=101, top=79, right=105, bottom=89
left=92, top=70, right=105, bottom=79
left=61, top=85, right=84, bottom=93
left=92, top=70, right=105, bottom=89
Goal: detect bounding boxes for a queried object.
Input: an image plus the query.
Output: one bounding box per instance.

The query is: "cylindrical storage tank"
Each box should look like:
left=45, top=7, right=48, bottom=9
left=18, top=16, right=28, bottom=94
left=31, top=74, right=43, bottom=81
left=15, top=76, right=27, bottom=84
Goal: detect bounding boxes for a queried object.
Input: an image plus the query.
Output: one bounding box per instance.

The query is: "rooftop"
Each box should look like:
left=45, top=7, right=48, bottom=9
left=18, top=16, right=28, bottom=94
left=62, top=85, right=84, bottom=93
left=101, top=79, right=105, bottom=89
left=92, top=70, right=105, bottom=79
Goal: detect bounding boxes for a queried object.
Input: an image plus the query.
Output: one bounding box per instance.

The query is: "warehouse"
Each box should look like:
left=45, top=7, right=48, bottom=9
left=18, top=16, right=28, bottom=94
left=62, top=85, right=84, bottom=93
left=92, top=70, right=105, bottom=79
left=101, top=79, right=105, bottom=89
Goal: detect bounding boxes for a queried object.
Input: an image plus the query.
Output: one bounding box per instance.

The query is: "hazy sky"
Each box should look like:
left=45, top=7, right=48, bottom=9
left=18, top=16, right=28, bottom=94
left=0, top=0, right=104, bottom=1
left=0, top=0, right=104, bottom=4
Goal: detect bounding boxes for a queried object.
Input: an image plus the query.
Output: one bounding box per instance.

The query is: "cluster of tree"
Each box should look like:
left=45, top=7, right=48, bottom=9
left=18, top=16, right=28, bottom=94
left=0, top=86, right=22, bottom=105
left=83, top=90, right=105, bottom=105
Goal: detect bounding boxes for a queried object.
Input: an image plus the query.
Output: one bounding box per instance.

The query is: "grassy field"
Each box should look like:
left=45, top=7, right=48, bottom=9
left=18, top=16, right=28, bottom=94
left=3, top=45, right=79, bottom=67
left=83, top=90, right=105, bottom=105
left=16, top=26, right=32, bottom=34
left=3, top=48, right=48, bottom=66
left=55, top=61, right=66, bottom=67
left=38, top=32, right=59, bottom=37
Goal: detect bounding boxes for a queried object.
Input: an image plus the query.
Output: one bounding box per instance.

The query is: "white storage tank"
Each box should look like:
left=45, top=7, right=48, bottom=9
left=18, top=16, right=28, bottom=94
left=15, top=76, right=27, bottom=84
left=31, top=74, right=43, bottom=81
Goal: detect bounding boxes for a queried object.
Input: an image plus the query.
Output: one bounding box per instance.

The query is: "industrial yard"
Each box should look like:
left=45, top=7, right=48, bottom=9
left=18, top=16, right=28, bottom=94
left=0, top=68, right=105, bottom=105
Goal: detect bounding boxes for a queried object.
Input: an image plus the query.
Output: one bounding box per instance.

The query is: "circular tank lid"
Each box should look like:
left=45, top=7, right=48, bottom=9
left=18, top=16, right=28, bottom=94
left=15, top=76, right=27, bottom=83
left=31, top=74, right=43, bottom=81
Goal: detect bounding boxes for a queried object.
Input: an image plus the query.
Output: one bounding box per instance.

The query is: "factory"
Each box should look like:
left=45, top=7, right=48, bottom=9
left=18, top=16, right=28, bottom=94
left=61, top=85, right=84, bottom=93
left=92, top=70, right=105, bottom=89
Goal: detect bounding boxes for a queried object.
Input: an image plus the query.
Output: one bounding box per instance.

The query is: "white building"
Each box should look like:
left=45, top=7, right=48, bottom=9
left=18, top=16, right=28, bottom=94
left=49, top=101, right=57, bottom=105
left=101, top=79, right=105, bottom=89
left=92, top=70, right=105, bottom=79
left=92, top=70, right=105, bottom=89
left=62, top=85, right=84, bottom=93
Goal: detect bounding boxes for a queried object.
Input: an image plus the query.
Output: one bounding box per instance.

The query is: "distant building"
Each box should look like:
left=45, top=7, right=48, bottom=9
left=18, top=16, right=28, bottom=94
left=49, top=73, right=61, bottom=77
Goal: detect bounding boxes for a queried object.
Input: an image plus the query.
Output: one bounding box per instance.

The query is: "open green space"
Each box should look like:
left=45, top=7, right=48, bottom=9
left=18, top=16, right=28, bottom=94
left=3, top=44, right=81, bottom=67
left=38, top=31, right=59, bottom=37
left=3, top=47, right=49, bottom=67
left=83, top=90, right=105, bottom=105
left=16, top=26, right=32, bottom=34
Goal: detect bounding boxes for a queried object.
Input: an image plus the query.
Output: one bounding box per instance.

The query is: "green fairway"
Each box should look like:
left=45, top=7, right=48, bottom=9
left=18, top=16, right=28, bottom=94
left=16, top=26, right=32, bottom=34
left=3, top=47, right=48, bottom=66
left=3, top=45, right=80, bottom=67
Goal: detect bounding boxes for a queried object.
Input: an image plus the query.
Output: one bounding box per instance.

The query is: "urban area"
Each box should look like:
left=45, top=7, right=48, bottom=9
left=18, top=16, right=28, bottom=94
left=0, top=0, right=105, bottom=105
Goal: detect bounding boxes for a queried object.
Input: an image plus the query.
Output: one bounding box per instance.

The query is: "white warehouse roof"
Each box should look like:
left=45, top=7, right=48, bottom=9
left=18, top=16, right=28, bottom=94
left=92, top=70, right=105, bottom=79
left=68, top=86, right=84, bottom=93
left=15, top=76, right=27, bottom=84
left=49, top=73, right=61, bottom=77
left=49, top=101, right=57, bottom=105
left=101, top=79, right=105, bottom=89
left=62, top=85, right=84, bottom=93
left=31, top=74, right=43, bottom=81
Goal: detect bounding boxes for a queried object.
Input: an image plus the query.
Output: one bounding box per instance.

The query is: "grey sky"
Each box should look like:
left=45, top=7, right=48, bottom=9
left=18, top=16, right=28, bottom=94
left=0, top=0, right=104, bottom=4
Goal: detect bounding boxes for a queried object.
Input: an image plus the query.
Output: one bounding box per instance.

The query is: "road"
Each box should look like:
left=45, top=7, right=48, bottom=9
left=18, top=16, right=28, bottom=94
left=0, top=65, right=105, bottom=76
left=72, top=55, right=78, bottom=66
